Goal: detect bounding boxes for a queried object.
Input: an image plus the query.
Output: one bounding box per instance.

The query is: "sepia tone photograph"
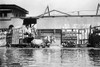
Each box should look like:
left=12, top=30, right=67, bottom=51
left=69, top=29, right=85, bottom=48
left=0, top=0, right=100, bottom=67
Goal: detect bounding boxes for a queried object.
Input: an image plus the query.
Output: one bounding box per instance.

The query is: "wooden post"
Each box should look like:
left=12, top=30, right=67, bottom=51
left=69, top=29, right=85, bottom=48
left=60, top=29, right=62, bottom=45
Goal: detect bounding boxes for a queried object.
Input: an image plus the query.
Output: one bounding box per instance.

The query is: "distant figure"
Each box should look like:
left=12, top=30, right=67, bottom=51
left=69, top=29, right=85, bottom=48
left=93, top=27, right=98, bottom=34
left=8, top=25, right=14, bottom=33
left=6, top=25, right=14, bottom=46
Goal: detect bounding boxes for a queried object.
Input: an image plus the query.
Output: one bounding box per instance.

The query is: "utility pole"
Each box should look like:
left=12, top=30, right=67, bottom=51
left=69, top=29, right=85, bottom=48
left=77, top=11, right=80, bottom=15
left=96, top=3, right=100, bottom=15
left=44, top=6, right=50, bottom=16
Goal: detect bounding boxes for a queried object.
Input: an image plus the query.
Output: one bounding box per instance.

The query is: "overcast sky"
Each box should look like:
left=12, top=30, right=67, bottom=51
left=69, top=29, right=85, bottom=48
left=0, top=0, right=100, bottom=16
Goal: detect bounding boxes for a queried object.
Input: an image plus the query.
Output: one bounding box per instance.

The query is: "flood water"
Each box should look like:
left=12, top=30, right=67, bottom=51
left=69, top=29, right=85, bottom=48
left=0, top=47, right=100, bottom=67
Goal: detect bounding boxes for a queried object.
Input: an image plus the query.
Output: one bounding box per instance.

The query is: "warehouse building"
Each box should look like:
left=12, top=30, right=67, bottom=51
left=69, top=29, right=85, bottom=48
left=36, top=9, right=100, bottom=45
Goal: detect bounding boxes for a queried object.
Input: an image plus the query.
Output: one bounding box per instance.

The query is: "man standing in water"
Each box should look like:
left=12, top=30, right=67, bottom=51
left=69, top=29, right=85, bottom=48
left=6, top=25, right=14, bottom=46
left=8, top=25, right=14, bottom=33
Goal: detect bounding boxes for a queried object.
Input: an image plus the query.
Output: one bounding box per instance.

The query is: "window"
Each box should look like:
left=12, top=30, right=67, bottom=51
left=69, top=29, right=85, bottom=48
left=0, top=13, right=2, bottom=17
left=4, top=13, right=7, bottom=17
left=0, top=13, right=7, bottom=17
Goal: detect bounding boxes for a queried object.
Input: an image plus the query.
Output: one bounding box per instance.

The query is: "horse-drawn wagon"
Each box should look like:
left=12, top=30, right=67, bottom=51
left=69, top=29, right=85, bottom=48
left=5, top=18, right=51, bottom=48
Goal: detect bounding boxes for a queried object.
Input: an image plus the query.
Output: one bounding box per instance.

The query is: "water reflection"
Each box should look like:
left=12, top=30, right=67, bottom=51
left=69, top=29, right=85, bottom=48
left=0, top=48, right=6, bottom=67
left=0, top=48, right=100, bottom=67
left=61, top=49, right=89, bottom=67
left=88, top=49, right=100, bottom=66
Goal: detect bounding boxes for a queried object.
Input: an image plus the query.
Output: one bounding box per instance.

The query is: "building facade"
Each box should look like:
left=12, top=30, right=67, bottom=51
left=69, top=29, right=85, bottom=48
left=37, top=15, right=100, bottom=29
left=36, top=15, right=100, bottom=44
left=0, top=4, right=28, bottom=28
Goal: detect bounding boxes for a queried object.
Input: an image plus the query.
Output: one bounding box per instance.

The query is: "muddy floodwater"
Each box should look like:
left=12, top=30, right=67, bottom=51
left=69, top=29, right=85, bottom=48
left=0, top=47, right=100, bottom=67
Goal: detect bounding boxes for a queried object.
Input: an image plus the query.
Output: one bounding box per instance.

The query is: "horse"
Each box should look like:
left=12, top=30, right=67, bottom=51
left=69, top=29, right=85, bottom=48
left=31, top=36, right=51, bottom=48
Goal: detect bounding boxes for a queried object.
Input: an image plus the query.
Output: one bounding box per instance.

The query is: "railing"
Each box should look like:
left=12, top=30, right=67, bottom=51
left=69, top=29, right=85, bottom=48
left=8, top=27, right=36, bottom=44
left=61, top=28, right=90, bottom=45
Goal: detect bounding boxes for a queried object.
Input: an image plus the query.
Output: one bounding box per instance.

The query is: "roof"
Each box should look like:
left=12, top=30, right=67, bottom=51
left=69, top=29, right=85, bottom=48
left=38, top=9, right=70, bottom=17
left=0, top=4, right=28, bottom=14
left=38, top=15, right=100, bottom=18
left=37, top=4, right=100, bottom=18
